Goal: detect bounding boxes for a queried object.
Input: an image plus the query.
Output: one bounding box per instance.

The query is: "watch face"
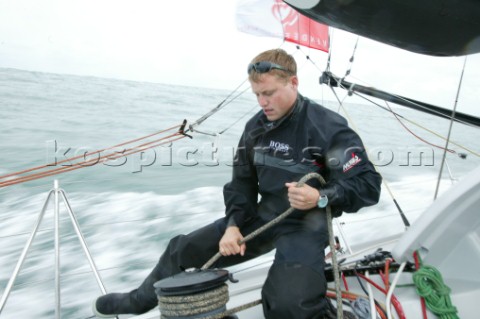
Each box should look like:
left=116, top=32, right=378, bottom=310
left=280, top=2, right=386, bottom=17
left=318, top=195, right=328, bottom=208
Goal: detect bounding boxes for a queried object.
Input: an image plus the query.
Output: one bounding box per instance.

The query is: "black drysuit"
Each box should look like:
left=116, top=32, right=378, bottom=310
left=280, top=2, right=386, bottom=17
left=124, top=95, right=382, bottom=318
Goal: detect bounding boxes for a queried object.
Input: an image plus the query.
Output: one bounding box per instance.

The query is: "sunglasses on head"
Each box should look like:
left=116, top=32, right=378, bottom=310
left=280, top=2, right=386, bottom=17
left=247, top=61, right=291, bottom=74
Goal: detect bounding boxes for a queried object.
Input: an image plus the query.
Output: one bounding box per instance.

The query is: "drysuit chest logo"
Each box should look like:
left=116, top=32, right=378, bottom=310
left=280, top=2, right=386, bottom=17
left=269, top=140, right=290, bottom=153
left=343, top=153, right=362, bottom=172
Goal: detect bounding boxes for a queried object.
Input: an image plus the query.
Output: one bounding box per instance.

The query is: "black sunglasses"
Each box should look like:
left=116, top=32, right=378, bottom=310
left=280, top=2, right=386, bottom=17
left=247, top=61, right=291, bottom=74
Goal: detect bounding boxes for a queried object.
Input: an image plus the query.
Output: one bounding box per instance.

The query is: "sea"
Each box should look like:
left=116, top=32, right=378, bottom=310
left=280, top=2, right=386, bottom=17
left=0, top=67, right=479, bottom=319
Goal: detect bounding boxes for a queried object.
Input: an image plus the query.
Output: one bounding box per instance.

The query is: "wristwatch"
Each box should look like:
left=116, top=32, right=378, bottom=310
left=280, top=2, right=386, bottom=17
left=317, top=193, right=328, bottom=208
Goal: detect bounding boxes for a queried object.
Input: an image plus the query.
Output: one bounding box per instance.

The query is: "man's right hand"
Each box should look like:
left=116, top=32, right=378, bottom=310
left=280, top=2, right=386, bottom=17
left=219, top=226, right=246, bottom=256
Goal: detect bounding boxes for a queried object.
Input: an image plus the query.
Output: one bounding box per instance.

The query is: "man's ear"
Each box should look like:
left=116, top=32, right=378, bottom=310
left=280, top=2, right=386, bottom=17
left=290, top=76, right=299, bottom=89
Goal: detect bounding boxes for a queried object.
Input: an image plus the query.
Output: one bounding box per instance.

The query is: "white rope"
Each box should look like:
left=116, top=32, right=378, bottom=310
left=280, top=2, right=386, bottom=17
left=386, top=261, right=407, bottom=319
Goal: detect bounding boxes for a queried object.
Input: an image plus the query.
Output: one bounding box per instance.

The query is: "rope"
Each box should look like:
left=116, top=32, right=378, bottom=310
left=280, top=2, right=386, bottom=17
left=159, top=284, right=262, bottom=319
left=384, top=100, right=456, bottom=154
left=200, top=172, right=345, bottom=318
left=412, top=265, right=459, bottom=319
left=159, top=284, right=229, bottom=318
left=386, top=261, right=407, bottom=319
left=188, top=80, right=250, bottom=130
left=326, top=289, right=387, bottom=319
left=351, top=91, right=479, bottom=158
left=0, top=123, right=186, bottom=188
left=355, top=272, right=406, bottom=319
left=158, top=173, right=343, bottom=318
left=202, top=172, right=331, bottom=268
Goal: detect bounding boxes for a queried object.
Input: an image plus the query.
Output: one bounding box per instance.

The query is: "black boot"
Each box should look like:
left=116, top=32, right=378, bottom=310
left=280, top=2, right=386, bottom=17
left=93, top=293, right=134, bottom=318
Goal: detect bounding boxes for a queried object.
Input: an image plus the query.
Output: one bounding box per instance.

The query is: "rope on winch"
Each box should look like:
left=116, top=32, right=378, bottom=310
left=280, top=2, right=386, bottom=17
left=159, top=284, right=261, bottom=319
left=158, top=172, right=345, bottom=319
left=158, top=284, right=229, bottom=319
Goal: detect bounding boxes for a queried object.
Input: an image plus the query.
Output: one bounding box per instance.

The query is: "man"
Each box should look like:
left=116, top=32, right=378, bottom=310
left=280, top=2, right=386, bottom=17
left=94, top=48, right=382, bottom=318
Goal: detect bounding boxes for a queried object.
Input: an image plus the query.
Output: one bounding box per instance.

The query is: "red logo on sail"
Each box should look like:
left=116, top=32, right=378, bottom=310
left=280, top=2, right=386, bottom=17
left=271, top=0, right=329, bottom=52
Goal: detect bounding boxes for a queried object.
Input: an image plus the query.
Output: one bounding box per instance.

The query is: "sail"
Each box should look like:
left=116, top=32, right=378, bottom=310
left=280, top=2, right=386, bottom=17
left=284, top=0, right=480, bottom=56
left=236, top=0, right=329, bottom=52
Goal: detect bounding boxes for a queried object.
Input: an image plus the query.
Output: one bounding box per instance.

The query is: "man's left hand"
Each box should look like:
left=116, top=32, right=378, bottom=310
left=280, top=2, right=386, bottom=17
left=285, top=182, right=320, bottom=210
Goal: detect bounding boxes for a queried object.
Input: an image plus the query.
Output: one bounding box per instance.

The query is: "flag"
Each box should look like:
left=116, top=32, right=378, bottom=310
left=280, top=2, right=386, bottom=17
left=236, top=0, right=329, bottom=52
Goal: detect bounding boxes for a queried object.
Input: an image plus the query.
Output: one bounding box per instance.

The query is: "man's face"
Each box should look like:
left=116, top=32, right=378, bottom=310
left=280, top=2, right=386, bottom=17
left=250, top=73, right=298, bottom=121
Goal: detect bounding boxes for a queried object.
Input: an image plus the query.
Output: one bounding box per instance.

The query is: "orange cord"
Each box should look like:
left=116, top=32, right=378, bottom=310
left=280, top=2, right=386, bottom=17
left=0, top=124, right=185, bottom=187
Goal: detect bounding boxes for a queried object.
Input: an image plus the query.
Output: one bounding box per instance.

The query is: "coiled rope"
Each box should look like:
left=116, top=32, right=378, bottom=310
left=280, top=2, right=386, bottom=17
left=158, top=172, right=344, bottom=319
left=412, top=264, right=459, bottom=319
left=159, top=284, right=229, bottom=319
left=159, top=283, right=261, bottom=319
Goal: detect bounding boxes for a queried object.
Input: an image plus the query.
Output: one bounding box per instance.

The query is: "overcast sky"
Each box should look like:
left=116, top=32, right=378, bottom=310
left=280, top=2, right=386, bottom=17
left=1, top=0, right=479, bottom=115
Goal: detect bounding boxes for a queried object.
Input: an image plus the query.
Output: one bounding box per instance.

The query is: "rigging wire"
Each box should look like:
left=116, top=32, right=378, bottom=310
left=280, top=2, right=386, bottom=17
left=327, top=84, right=411, bottom=228
left=187, top=79, right=251, bottom=133
left=0, top=126, right=187, bottom=188
left=189, top=44, right=323, bottom=138
left=0, top=60, right=262, bottom=188
left=0, top=124, right=183, bottom=181
left=329, top=71, right=477, bottom=157
left=325, top=28, right=333, bottom=72
left=332, top=72, right=479, bottom=129
left=350, top=91, right=478, bottom=158
left=383, top=100, right=456, bottom=153
left=341, top=37, right=360, bottom=81
left=219, top=104, right=258, bottom=135
left=0, top=72, right=257, bottom=188
left=434, top=56, right=468, bottom=200
left=296, top=38, right=415, bottom=228
left=186, top=41, right=321, bottom=138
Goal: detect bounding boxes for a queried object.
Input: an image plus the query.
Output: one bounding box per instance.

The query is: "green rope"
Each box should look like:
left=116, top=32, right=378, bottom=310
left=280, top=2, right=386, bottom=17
left=412, top=264, right=459, bottom=319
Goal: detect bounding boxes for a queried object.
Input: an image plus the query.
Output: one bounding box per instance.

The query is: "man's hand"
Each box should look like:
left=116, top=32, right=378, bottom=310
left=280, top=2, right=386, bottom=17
left=285, top=182, right=320, bottom=210
left=219, top=226, right=246, bottom=256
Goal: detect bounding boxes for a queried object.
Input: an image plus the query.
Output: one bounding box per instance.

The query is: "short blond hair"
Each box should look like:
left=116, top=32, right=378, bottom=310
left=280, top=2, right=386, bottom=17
left=248, top=49, right=297, bottom=83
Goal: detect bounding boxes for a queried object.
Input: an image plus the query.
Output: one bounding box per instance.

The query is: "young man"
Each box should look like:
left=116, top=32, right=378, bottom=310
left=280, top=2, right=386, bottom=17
left=94, top=49, right=382, bottom=318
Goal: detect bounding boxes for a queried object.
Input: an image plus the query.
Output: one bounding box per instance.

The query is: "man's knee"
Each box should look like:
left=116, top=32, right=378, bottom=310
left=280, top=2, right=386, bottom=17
left=160, top=223, right=222, bottom=273
left=161, top=234, right=200, bottom=272
left=261, top=262, right=327, bottom=319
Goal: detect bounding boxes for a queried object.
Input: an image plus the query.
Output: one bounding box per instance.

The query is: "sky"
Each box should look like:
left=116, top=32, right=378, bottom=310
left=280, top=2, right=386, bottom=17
left=1, top=0, right=479, bottom=115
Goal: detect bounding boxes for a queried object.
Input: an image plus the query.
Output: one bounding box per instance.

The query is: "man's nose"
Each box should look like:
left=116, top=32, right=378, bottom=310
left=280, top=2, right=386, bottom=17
left=258, top=96, right=268, bottom=107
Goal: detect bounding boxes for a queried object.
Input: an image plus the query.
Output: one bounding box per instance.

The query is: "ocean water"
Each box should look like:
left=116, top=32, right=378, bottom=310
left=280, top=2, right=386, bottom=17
left=0, top=67, right=479, bottom=319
